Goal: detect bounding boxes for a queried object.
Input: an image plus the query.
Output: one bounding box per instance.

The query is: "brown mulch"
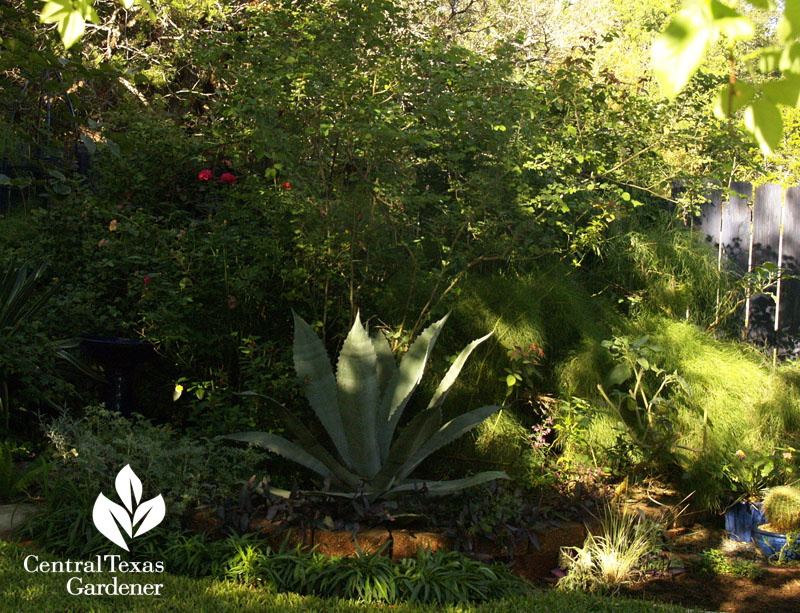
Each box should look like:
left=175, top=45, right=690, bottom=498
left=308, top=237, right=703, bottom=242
left=618, top=524, right=800, bottom=612
left=620, top=565, right=800, bottom=612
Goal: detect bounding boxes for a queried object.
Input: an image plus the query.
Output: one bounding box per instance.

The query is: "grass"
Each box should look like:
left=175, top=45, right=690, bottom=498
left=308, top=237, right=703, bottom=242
left=375, top=264, right=616, bottom=474
left=558, top=506, right=662, bottom=593
left=557, top=314, right=800, bottom=507
left=0, top=540, right=695, bottom=612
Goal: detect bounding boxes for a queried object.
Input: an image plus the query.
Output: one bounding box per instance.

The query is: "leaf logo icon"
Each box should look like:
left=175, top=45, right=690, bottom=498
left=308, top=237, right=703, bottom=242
left=92, top=465, right=166, bottom=551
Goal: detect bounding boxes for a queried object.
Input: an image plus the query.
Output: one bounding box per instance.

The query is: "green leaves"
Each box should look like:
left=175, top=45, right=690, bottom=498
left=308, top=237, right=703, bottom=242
left=653, top=0, right=753, bottom=101
left=226, top=312, right=506, bottom=500
left=40, top=0, right=98, bottom=49
left=712, top=82, right=755, bottom=119
left=652, top=0, right=714, bottom=100
left=744, top=99, right=783, bottom=155
left=39, top=0, right=157, bottom=49
left=655, top=0, right=800, bottom=154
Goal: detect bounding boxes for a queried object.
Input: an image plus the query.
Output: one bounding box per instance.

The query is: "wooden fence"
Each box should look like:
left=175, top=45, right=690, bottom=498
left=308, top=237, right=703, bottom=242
left=693, top=181, right=800, bottom=355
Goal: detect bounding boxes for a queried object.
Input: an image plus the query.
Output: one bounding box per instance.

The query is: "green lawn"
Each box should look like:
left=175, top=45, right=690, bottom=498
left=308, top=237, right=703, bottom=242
left=0, top=541, right=697, bottom=613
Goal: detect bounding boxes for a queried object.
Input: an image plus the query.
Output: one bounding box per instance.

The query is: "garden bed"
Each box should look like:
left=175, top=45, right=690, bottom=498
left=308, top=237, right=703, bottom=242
left=620, top=525, right=800, bottom=613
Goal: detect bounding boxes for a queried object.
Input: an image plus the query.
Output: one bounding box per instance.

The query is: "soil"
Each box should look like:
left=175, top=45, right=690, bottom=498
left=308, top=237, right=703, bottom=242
left=616, top=525, right=800, bottom=613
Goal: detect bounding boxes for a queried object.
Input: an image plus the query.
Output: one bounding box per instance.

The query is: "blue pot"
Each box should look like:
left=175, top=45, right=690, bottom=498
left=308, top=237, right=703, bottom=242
left=752, top=524, right=800, bottom=562
left=724, top=501, right=765, bottom=543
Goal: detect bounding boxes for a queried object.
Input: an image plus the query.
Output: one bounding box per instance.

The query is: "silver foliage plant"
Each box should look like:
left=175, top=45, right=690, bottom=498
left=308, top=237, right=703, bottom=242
left=225, top=311, right=508, bottom=499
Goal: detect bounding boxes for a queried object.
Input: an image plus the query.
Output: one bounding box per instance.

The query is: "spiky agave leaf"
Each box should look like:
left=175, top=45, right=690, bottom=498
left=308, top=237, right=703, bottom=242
left=223, top=431, right=331, bottom=478
left=396, top=405, right=504, bottom=481
left=371, top=329, right=396, bottom=398
left=228, top=391, right=361, bottom=488
left=425, top=331, right=493, bottom=413
left=292, top=311, right=351, bottom=466
left=372, top=331, right=495, bottom=491
left=336, top=312, right=381, bottom=477
left=385, top=472, right=509, bottom=497
left=377, top=313, right=449, bottom=458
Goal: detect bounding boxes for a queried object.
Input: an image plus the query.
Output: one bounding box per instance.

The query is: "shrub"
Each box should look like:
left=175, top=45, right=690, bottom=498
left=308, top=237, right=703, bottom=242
left=690, top=549, right=764, bottom=579
left=23, top=405, right=264, bottom=559
left=224, top=545, right=529, bottom=605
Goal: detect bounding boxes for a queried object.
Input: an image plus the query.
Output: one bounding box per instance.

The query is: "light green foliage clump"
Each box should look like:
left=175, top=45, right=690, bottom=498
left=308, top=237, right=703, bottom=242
left=225, top=312, right=506, bottom=499
left=0, top=540, right=696, bottom=613
left=558, top=316, right=800, bottom=507
left=226, top=545, right=528, bottom=605
left=0, top=441, right=48, bottom=501
left=44, top=405, right=263, bottom=520
left=691, top=549, right=764, bottom=578
left=763, top=486, right=800, bottom=533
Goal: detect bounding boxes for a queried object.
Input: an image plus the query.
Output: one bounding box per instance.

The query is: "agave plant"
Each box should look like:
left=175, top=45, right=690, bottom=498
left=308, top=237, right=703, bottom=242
left=224, top=311, right=508, bottom=499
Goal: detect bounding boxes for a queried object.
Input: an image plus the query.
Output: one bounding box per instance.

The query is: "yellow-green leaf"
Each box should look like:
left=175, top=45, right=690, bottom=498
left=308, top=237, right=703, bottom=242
left=709, top=0, right=754, bottom=43
left=758, top=46, right=783, bottom=73
left=58, top=11, right=85, bottom=49
left=778, top=2, right=800, bottom=43
left=652, top=0, right=713, bottom=100
left=39, top=0, right=72, bottom=23
left=137, top=0, right=157, bottom=21
left=744, top=99, right=783, bottom=155
left=709, top=0, right=756, bottom=42
left=761, top=76, right=800, bottom=107
left=780, top=41, right=800, bottom=74
left=712, top=81, right=755, bottom=119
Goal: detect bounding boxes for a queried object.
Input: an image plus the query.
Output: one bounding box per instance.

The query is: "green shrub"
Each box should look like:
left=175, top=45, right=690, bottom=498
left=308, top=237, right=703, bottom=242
left=557, top=506, right=662, bottom=594
left=557, top=316, right=800, bottom=509
left=23, top=406, right=264, bottom=559
left=0, top=440, right=48, bottom=502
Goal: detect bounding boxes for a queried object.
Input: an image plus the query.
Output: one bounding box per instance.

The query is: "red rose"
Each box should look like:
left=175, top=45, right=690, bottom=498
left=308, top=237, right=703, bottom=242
left=198, top=169, right=213, bottom=181
left=220, top=172, right=237, bottom=185
left=144, top=276, right=151, bottom=285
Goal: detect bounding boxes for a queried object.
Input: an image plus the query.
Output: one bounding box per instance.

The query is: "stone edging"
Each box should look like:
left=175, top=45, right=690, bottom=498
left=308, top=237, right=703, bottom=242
left=246, top=518, right=589, bottom=579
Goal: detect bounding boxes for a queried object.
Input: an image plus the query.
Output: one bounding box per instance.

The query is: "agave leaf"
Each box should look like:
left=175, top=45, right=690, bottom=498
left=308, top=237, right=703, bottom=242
left=386, top=471, right=509, bottom=497
left=397, top=405, right=503, bottom=481
left=371, top=330, right=396, bottom=398
left=0, top=261, right=52, bottom=335
left=292, top=311, right=350, bottom=465
left=378, top=313, right=449, bottom=457
left=232, top=391, right=361, bottom=488
left=371, top=405, right=443, bottom=491
left=56, top=338, right=106, bottom=382
left=425, top=331, right=492, bottom=412
left=223, top=431, right=332, bottom=479
left=336, top=311, right=381, bottom=476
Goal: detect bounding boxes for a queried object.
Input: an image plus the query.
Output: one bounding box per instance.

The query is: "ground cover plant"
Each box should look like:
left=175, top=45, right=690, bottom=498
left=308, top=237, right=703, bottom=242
left=690, top=549, right=764, bottom=579
left=0, top=540, right=696, bottom=613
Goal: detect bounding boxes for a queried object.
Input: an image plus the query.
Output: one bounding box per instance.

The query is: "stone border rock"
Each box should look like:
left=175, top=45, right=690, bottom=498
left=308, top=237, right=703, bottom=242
left=244, top=517, right=590, bottom=579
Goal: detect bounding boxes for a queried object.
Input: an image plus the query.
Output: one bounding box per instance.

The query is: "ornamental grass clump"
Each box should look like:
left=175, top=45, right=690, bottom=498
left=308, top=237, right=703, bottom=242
left=762, top=486, right=800, bottom=533
left=557, top=505, right=660, bottom=593
left=224, top=311, right=507, bottom=500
